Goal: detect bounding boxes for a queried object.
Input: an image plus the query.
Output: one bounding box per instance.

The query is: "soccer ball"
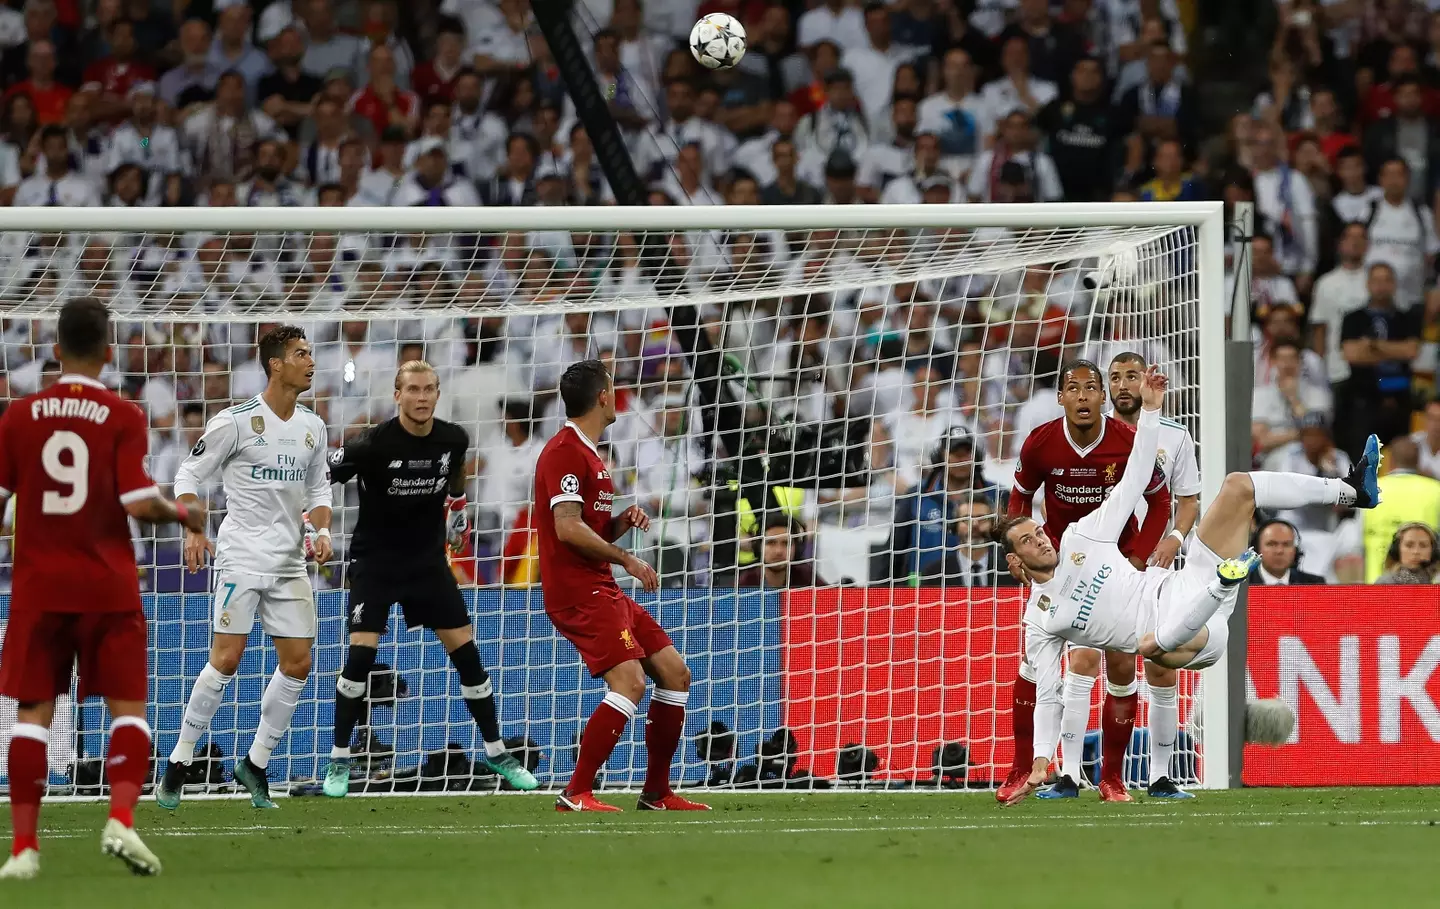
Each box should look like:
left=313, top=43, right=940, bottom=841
left=1244, top=698, right=1296, bottom=746
left=690, top=13, right=746, bottom=70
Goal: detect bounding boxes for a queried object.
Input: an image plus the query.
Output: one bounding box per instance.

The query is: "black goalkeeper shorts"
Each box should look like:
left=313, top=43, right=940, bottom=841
left=347, top=560, right=470, bottom=635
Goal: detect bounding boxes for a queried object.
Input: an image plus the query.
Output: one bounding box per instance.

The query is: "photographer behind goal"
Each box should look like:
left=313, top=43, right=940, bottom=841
left=321, top=361, right=538, bottom=796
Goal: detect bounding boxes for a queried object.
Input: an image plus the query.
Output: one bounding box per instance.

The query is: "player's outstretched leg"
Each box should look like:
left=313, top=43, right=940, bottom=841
left=638, top=647, right=708, bottom=811
left=436, top=630, right=539, bottom=792
left=237, top=643, right=311, bottom=809
left=996, top=666, right=1037, bottom=803
left=1, top=719, right=47, bottom=881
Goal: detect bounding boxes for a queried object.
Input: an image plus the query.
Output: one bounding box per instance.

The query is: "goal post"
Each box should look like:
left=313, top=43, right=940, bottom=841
left=0, top=201, right=1233, bottom=795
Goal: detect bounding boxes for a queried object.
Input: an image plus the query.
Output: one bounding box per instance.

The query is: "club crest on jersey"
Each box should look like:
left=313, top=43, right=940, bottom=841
left=1104, top=463, right=1117, bottom=483
left=219, top=612, right=231, bottom=628
left=561, top=474, right=580, bottom=495
left=304, top=432, right=315, bottom=450
left=620, top=628, right=636, bottom=650
left=439, top=451, right=451, bottom=474
left=1156, top=450, right=1168, bottom=468
left=251, top=415, right=265, bottom=435
left=1037, top=595, right=1051, bottom=613
left=1071, top=552, right=1086, bottom=565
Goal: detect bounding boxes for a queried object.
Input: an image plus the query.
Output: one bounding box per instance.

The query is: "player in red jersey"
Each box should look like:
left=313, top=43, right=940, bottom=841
left=996, top=360, right=1171, bottom=804
left=535, top=360, right=708, bottom=813
left=0, top=298, right=206, bottom=880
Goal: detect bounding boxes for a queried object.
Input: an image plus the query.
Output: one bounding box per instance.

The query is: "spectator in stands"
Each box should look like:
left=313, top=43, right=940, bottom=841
left=1375, top=522, right=1440, bottom=584
left=967, top=109, right=1062, bottom=203
left=998, top=0, right=1085, bottom=85
left=350, top=43, right=418, bottom=139
left=1311, top=223, right=1371, bottom=394
left=259, top=26, right=324, bottom=139
left=1415, top=396, right=1440, bottom=478
left=159, top=19, right=219, bottom=110
left=209, top=3, right=269, bottom=94
left=1362, top=436, right=1440, bottom=582
left=1038, top=56, right=1124, bottom=203
left=794, top=68, right=868, bottom=163
left=1247, top=233, right=1302, bottom=318
left=1248, top=119, right=1319, bottom=292
left=738, top=514, right=824, bottom=588
left=7, top=39, right=72, bottom=126
left=796, top=0, right=867, bottom=52
left=1253, top=338, right=1335, bottom=458
left=412, top=16, right=466, bottom=104
left=1342, top=262, right=1422, bottom=453
left=353, top=0, right=415, bottom=92
left=979, top=36, right=1057, bottom=135
left=1138, top=138, right=1204, bottom=202
left=1363, top=76, right=1440, bottom=204
left=298, top=0, right=362, bottom=82
left=1117, top=39, right=1198, bottom=155
left=14, top=123, right=98, bottom=205
left=917, top=47, right=988, bottom=160
left=182, top=70, right=280, bottom=184
left=1248, top=519, right=1327, bottom=586
left=890, top=429, right=1004, bottom=586
left=83, top=17, right=154, bottom=123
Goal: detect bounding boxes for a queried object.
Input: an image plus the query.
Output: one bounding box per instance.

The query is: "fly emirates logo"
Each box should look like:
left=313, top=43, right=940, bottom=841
left=1068, top=563, right=1112, bottom=631
left=251, top=453, right=308, bottom=482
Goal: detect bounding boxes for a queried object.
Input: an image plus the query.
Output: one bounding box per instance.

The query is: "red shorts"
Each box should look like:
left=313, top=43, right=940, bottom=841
left=0, top=610, right=148, bottom=703
left=548, top=589, right=672, bottom=678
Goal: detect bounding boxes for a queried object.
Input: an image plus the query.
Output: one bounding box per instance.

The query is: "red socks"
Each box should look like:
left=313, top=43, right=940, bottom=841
left=643, top=689, right=687, bottom=797
left=1011, top=674, right=1037, bottom=774
left=566, top=692, right=636, bottom=796
left=1101, top=687, right=1138, bottom=784
left=106, top=717, right=152, bottom=829
left=8, top=723, right=48, bottom=856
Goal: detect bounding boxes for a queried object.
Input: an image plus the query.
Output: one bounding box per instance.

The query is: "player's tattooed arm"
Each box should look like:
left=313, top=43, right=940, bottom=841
left=553, top=502, right=659, bottom=592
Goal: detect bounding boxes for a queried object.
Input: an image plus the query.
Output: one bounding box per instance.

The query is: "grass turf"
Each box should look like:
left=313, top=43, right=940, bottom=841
left=3, top=787, right=1438, bottom=908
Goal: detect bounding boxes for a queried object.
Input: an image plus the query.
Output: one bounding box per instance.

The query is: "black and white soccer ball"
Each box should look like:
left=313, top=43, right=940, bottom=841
left=1245, top=698, right=1296, bottom=746
left=690, top=13, right=746, bottom=70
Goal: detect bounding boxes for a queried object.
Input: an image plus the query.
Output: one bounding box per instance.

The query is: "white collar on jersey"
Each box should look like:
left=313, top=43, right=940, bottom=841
left=58, top=374, right=107, bottom=389
left=1063, top=414, right=1105, bottom=459
left=565, top=420, right=601, bottom=456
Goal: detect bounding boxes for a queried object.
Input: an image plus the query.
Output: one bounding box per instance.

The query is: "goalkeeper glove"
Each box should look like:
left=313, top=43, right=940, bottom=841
left=445, top=496, right=470, bottom=550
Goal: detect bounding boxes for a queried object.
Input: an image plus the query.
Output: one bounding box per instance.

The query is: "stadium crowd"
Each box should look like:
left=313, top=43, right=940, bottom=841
left=0, top=0, right=1436, bottom=588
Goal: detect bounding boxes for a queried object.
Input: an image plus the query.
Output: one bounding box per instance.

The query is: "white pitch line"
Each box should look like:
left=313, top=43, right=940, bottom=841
left=34, top=812, right=1440, bottom=841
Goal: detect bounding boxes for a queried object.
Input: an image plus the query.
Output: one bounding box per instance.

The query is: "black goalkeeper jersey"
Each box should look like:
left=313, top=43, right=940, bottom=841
left=328, top=417, right=469, bottom=577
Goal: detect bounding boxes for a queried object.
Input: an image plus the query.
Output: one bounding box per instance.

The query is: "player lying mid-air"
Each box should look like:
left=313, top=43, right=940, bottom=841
left=997, top=366, right=1382, bottom=805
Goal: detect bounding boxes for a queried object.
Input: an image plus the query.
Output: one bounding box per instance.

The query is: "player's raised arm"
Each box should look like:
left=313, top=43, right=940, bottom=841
left=1088, top=368, right=1167, bottom=543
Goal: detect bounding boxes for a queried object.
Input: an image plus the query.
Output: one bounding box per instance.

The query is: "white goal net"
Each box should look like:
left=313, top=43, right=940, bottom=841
left=0, top=203, right=1228, bottom=796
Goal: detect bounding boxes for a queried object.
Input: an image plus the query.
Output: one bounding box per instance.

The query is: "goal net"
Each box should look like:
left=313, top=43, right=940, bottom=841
left=0, top=203, right=1227, bottom=796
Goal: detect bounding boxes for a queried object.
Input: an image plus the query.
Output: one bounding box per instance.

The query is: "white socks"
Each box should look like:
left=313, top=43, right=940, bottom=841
left=1148, top=685, right=1179, bottom=784
left=247, top=668, right=308, bottom=770
left=170, top=663, right=235, bottom=765
left=1248, top=471, right=1354, bottom=510
left=1156, top=578, right=1236, bottom=651
left=1059, top=673, right=1095, bottom=783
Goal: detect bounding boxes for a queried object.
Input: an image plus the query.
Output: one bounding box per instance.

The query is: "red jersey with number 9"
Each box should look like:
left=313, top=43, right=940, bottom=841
left=0, top=375, right=156, bottom=613
left=534, top=421, right=620, bottom=610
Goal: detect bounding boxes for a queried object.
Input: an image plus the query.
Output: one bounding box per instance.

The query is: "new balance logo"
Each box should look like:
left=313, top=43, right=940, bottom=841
left=389, top=460, right=403, bottom=469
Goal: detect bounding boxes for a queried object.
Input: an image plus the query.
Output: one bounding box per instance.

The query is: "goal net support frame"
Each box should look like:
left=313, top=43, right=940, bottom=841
left=0, top=201, right=1234, bottom=794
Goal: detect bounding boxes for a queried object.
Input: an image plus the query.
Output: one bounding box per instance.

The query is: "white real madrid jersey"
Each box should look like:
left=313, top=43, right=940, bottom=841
left=174, top=395, right=333, bottom=578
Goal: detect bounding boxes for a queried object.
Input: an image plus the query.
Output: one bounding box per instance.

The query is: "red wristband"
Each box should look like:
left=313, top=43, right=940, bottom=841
left=175, top=500, right=190, bottom=524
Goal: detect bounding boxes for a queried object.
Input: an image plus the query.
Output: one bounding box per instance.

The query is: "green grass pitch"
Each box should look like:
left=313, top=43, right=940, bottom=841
left=4, top=788, right=1438, bottom=908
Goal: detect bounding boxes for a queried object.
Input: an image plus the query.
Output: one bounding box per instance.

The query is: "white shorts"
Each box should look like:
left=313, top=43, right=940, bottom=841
left=1157, top=537, right=1230, bottom=668
left=213, top=572, right=316, bottom=639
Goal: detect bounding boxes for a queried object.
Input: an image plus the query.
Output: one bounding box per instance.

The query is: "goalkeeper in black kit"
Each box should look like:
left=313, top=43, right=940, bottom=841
left=321, top=361, right=537, bottom=796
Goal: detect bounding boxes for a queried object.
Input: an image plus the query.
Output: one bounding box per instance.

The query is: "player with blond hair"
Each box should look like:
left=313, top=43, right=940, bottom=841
left=321, top=361, right=537, bottom=796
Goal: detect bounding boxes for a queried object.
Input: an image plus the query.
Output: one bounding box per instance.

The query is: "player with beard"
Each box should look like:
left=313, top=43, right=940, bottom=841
left=997, top=366, right=1381, bottom=804
left=1098, top=351, right=1203, bottom=799
left=997, top=360, right=1172, bottom=804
